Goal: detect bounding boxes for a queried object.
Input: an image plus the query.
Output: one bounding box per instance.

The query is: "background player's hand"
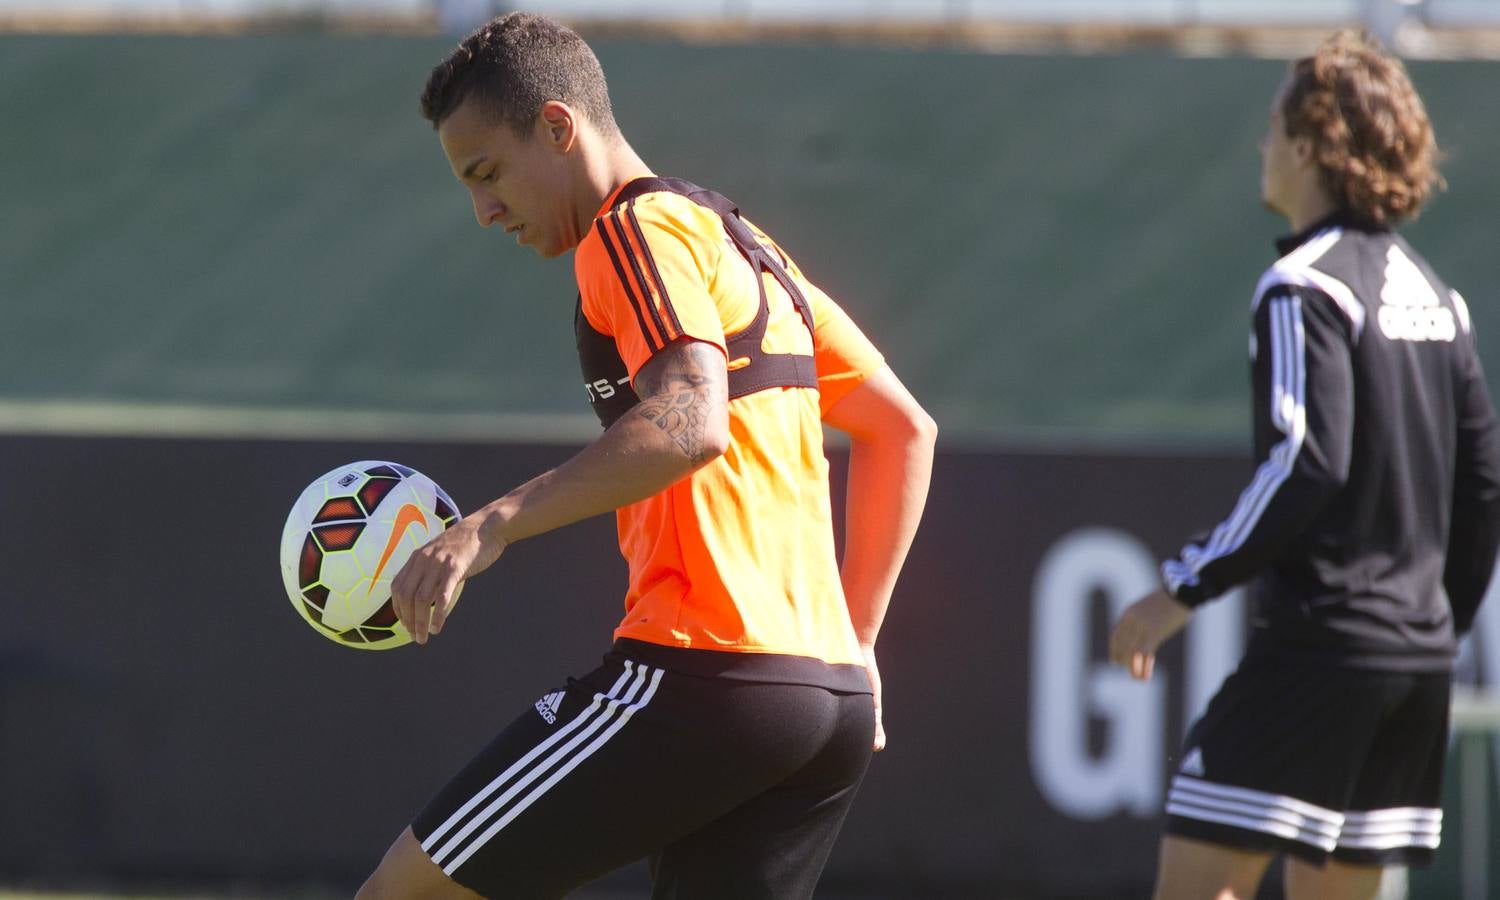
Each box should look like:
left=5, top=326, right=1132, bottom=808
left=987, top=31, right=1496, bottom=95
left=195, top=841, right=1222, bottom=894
left=861, top=645, right=886, bottom=752
left=391, top=513, right=507, bottom=645
left=1108, top=588, right=1192, bottom=681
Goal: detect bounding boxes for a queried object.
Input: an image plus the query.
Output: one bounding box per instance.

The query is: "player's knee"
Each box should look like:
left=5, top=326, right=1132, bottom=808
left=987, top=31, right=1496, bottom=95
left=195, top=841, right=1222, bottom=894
left=356, top=827, right=479, bottom=900
left=354, top=855, right=411, bottom=900
left=1154, top=836, right=1270, bottom=900
left=1284, top=856, right=1384, bottom=900
left=1154, top=874, right=1263, bottom=900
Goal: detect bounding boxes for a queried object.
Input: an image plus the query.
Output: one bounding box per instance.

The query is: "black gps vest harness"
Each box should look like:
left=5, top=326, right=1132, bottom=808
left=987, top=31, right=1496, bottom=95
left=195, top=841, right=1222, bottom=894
left=575, top=177, right=819, bottom=429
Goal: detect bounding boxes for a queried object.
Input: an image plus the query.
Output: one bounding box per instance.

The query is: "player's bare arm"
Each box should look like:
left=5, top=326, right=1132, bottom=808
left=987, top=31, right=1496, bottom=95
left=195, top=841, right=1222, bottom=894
left=390, top=338, right=729, bottom=644
left=821, top=365, right=938, bottom=749
left=822, top=366, right=936, bottom=649
left=477, top=337, right=730, bottom=544
left=632, top=338, right=726, bottom=466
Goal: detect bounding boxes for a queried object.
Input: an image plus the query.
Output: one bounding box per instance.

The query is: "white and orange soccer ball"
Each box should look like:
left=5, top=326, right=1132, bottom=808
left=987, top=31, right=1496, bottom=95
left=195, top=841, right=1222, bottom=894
left=279, top=461, right=461, bottom=649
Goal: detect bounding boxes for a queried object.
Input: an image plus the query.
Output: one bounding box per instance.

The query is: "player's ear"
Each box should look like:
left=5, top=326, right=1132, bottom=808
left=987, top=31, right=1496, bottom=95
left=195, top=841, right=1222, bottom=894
left=538, top=100, right=577, bottom=153
left=1292, top=134, right=1316, bottom=169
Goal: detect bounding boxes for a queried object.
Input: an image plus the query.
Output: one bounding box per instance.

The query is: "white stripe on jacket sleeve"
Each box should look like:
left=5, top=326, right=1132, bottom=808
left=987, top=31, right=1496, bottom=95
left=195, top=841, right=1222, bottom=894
left=1164, top=296, right=1306, bottom=595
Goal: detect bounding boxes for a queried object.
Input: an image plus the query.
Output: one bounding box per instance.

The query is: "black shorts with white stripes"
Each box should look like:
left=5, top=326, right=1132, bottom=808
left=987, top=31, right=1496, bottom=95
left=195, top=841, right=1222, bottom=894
left=1164, top=654, right=1450, bottom=866
left=411, top=643, right=876, bottom=899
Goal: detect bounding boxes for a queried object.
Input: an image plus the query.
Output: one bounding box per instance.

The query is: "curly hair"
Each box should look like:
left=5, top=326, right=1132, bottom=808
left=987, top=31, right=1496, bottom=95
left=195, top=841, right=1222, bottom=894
left=1280, top=30, right=1442, bottom=226
left=420, top=12, right=617, bottom=138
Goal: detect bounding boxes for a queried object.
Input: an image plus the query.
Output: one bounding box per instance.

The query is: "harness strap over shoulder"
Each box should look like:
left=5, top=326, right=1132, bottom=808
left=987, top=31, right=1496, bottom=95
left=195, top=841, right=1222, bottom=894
left=609, top=177, right=819, bottom=400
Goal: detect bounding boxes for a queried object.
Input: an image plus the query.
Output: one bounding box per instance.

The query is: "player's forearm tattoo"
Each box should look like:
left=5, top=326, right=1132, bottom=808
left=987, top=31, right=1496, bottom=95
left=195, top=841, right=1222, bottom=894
left=633, top=342, right=726, bottom=465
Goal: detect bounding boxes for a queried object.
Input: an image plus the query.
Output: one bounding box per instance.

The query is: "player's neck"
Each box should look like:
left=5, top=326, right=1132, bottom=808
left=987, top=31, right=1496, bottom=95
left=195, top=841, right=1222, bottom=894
left=1284, top=186, right=1339, bottom=235
left=574, top=139, right=654, bottom=242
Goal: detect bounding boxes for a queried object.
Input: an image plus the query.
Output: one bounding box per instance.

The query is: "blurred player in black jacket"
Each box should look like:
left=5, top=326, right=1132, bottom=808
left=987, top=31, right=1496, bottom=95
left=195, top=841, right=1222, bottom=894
left=1110, top=30, right=1500, bottom=900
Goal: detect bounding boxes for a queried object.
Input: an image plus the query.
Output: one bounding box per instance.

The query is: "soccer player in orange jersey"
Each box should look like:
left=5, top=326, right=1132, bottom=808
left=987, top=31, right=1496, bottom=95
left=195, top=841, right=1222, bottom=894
left=355, top=13, right=936, bottom=899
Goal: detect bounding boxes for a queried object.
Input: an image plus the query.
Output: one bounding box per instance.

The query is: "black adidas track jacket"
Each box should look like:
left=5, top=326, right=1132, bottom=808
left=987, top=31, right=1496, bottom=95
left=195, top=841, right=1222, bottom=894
left=1162, top=212, right=1500, bottom=671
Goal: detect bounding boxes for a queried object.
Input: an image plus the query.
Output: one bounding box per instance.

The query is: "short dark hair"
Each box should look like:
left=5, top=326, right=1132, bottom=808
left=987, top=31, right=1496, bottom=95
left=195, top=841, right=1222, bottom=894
left=1281, top=30, right=1442, bottom=226
left=420, top=12, right=618, bottom=138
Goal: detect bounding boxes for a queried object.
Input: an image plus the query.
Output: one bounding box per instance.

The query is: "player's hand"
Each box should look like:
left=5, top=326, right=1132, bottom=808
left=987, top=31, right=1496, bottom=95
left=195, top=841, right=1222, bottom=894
left=391, top=513, right=507, bottom=645
left=1108, top=588, right=1192, bottom=681
left=861, top=645, right=886, bottom=752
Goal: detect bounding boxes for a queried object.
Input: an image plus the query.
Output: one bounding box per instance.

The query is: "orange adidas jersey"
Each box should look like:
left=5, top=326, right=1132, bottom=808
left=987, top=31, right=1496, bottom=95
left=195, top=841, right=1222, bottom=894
left=574, top=179, right=884, bottom=669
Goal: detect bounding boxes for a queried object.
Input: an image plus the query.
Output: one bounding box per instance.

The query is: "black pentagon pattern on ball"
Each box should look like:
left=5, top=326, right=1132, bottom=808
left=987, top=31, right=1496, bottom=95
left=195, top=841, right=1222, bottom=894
left=433, top=489, right=458, bottom=527
left=364, top=464, right=404, bottom=479
left=302, top=584, right=330, bottom=610
left=357, top=475, right=399, bottom=516
left=365, top=598, right=400, bottom=628
left=298, top=534, right=322, bottom=588
left=302, top=600, right=323, bottom=624
left=301, top=586, right=339, bottom=632
left=390, top=464, right=415, bottom=477
left=338, top=625, right=398, bottom=644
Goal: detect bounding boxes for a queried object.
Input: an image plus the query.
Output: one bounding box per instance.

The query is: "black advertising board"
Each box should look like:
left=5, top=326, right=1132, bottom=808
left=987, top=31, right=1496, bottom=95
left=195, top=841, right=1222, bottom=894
left=3, top=435, right=1496, bottom=897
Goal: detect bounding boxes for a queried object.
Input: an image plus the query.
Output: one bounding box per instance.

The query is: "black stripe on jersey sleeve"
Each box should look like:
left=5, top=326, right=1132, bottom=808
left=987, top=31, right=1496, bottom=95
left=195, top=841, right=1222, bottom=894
left=596, top=216, right=662, bottom=352
left=625, top=201, right=684, bottom=338
left=607, top=213, right=671, bottom=347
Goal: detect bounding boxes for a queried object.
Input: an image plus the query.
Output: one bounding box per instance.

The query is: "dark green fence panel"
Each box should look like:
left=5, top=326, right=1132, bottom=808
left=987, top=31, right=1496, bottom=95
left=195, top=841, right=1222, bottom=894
left=3, top=33, right=1497, bottom=442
